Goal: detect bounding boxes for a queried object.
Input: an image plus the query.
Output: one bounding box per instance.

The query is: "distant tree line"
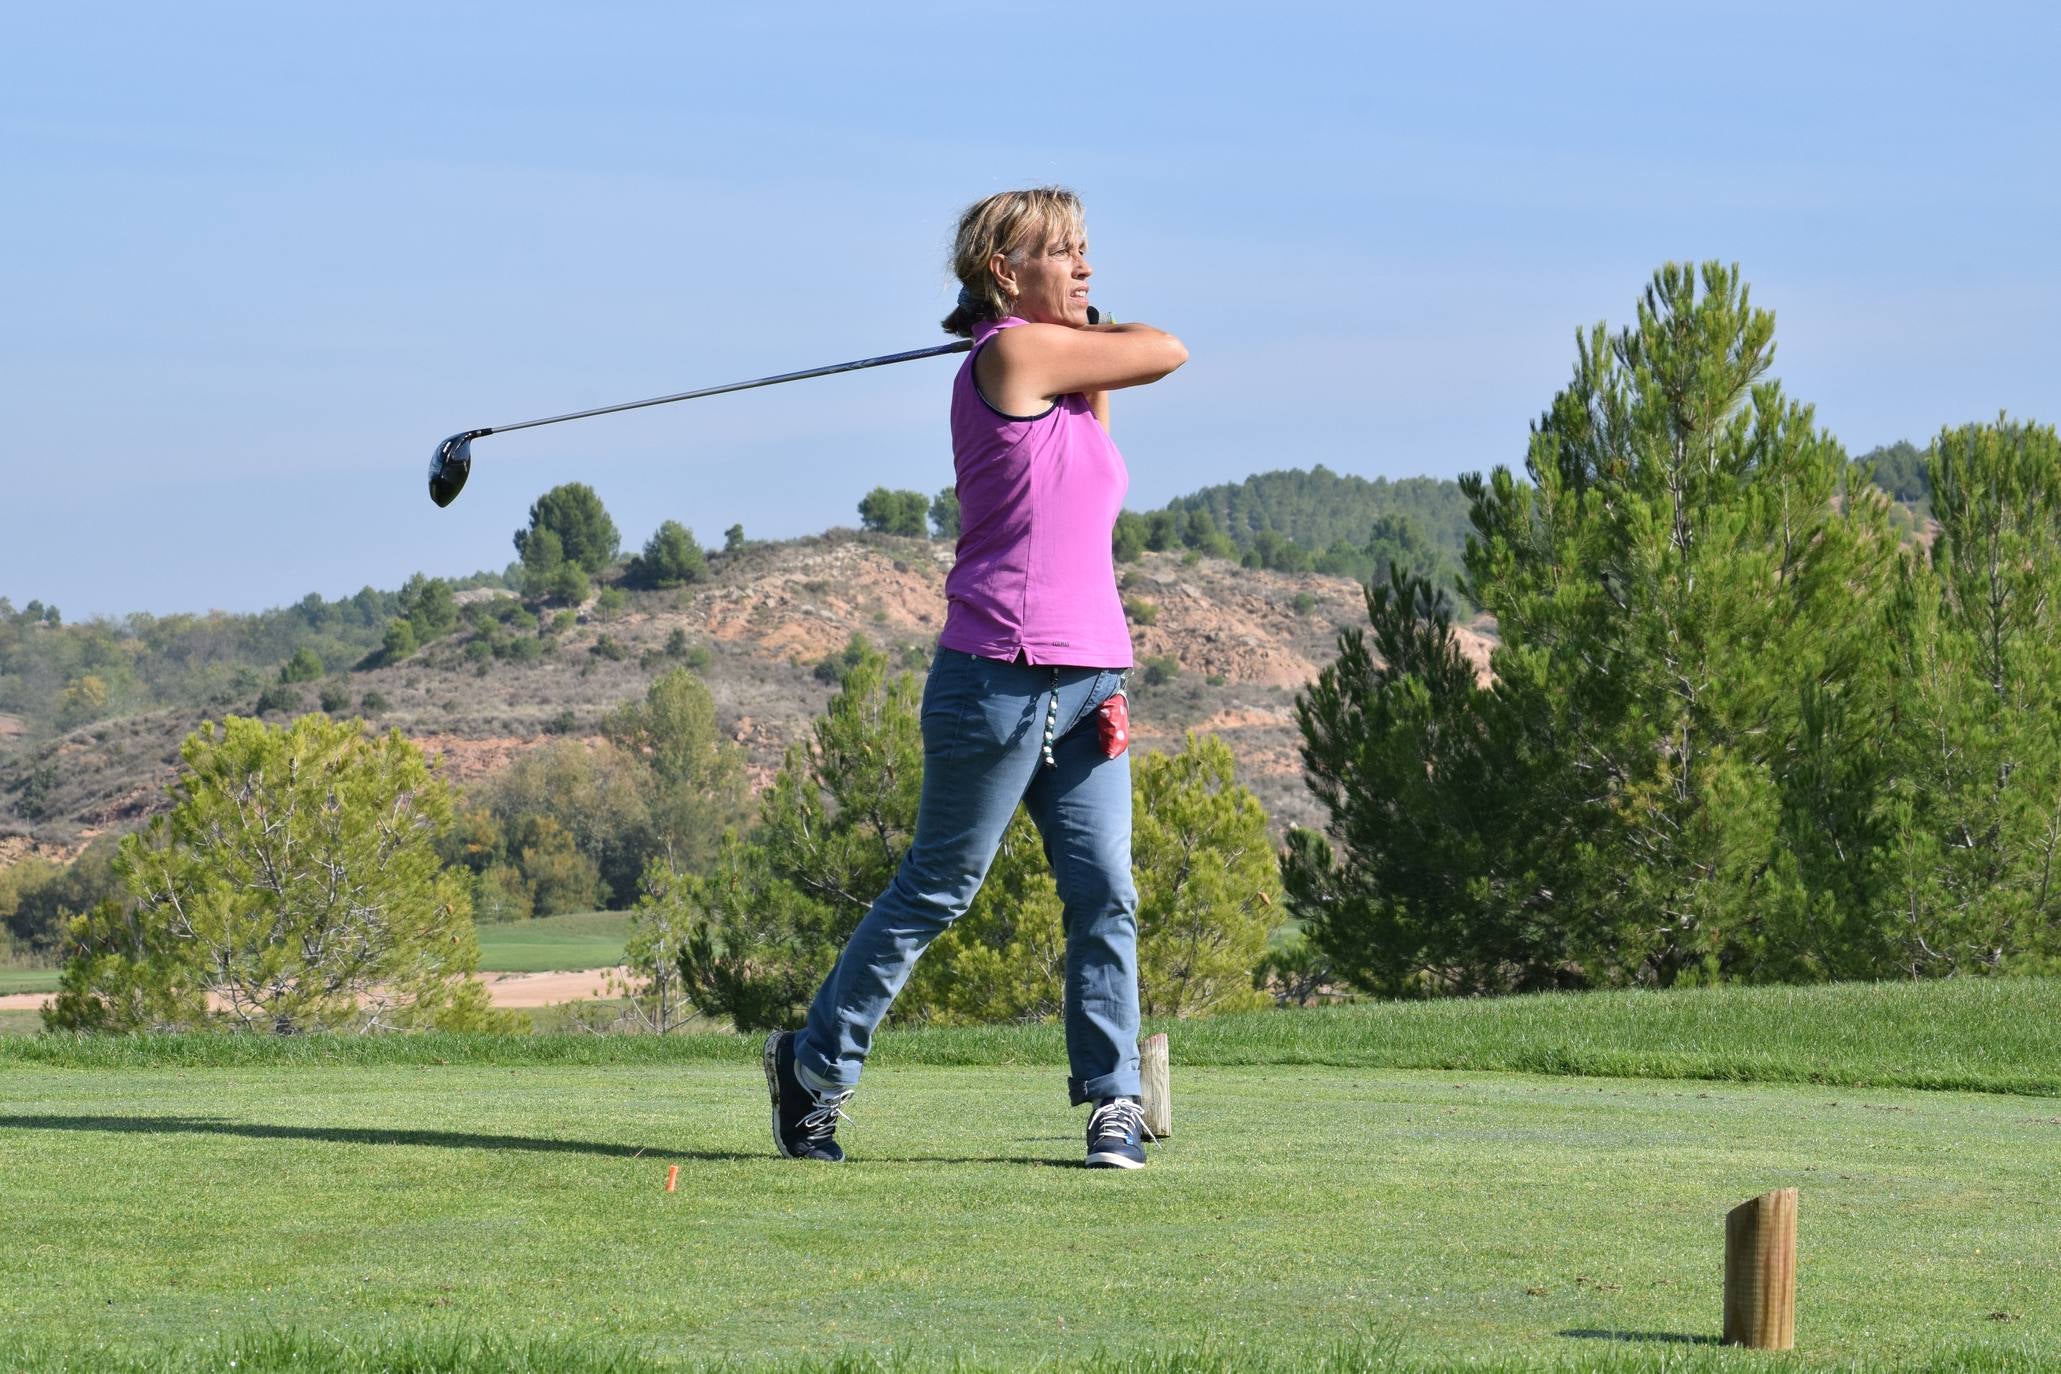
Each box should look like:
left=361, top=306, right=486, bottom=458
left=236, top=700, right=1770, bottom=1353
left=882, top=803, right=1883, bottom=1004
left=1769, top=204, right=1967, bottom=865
left=0, top=483, right=741, bottom=760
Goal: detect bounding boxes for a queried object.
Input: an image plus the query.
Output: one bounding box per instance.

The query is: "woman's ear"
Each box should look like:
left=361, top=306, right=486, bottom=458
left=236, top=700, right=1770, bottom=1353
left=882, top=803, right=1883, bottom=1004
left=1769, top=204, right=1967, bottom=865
left=987, top=251, right=1018, bottom=301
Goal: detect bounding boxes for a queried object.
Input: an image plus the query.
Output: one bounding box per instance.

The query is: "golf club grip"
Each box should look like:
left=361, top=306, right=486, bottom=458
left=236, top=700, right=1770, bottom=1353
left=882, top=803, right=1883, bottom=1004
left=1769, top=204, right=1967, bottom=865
left=489, top=340, right=975, bottom=436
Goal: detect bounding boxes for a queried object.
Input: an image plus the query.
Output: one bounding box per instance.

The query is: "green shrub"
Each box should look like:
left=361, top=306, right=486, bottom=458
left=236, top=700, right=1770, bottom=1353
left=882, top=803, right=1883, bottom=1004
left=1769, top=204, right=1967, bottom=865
left=397, top=574, right=459, bottom=641
left=514, top=816, right=604, bottom=916
left=279, top=647, right=324, bottom=683
left=380, top=619, right=417, bottom=664
left=514, top=482, right=620, bottom=575
left=253, top=682, right=303, bottom=716
left=1124, top=598, right=1159, bottom=626
left=46, top=715, right=509, bottom=1033
left=857, top=487, right=929, bottom=537
left=10, top=765, right=57, bottom=822
left=626, top=521, right=706, bottom=588
left=473, top=863, right=534, bottom=924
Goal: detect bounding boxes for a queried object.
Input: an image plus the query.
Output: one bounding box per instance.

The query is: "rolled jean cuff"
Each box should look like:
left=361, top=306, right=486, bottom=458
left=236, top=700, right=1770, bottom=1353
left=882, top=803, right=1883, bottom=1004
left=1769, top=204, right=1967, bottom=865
left=1069, top=1069, right=1142, bottom=1107
left=792, top=1033, right=852, bottom=1100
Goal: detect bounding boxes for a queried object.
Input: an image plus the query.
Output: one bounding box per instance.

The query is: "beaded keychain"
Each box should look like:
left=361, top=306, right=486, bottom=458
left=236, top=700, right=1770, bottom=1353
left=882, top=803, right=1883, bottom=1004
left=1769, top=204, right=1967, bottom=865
left=1040, top=667, right=1062, bottom=769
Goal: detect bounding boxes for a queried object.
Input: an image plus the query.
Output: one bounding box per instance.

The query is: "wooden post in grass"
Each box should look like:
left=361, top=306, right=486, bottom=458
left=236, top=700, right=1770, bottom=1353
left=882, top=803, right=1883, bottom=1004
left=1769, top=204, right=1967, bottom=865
left=1723, top=1188, right=1797, bottom=1349
left=1140, top=1032, right=1171, bottom=1140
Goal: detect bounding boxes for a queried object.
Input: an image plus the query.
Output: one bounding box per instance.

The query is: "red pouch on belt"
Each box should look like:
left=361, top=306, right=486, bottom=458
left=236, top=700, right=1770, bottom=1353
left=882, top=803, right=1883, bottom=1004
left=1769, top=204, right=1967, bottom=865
left=1095, top=691, right=1130, bottom=759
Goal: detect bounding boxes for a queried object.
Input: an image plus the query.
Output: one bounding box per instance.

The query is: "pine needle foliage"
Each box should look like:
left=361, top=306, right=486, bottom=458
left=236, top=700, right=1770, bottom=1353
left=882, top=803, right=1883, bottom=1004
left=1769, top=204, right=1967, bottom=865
left=1291, top=263, right=1937, bottom=992
left=45, top=714, right=511, bottom=1033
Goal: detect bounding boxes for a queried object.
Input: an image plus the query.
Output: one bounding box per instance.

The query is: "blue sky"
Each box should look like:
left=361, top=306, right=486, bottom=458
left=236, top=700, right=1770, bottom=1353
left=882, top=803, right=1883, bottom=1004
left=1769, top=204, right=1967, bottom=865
left=4, top=1, right=2056, bottom=617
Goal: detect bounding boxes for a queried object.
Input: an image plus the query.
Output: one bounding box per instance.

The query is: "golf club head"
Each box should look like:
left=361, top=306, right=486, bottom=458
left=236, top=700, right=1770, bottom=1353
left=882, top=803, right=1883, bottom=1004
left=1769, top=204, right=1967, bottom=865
left=428, top=430, right=487, bottom=507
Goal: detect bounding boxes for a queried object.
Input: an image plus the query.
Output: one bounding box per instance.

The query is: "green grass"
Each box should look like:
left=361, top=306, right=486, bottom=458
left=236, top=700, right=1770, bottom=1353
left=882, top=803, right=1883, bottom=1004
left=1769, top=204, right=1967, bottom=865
left=0, top=964, right=62, bottom=995
left=7, top=978, right=2056, bottom=1098
left=6, top=1332, right=2058, bottom=1374
left=3, top=1054, right=2054, bottom=1372
left=0, top=910, right=634, bottom=1015
left=475, top=910, right=633, bottom=973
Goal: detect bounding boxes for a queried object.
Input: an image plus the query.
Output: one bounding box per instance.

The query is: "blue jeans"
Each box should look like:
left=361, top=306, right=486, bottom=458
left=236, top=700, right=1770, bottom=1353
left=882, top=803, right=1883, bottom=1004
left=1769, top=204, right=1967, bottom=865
left=794, top=646, right=1141, bottom=1106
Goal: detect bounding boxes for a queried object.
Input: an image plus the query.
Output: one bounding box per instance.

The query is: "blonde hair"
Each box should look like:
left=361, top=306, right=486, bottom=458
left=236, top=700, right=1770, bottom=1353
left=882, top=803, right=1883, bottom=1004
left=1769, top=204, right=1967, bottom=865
left=940, top=187, right=1086, bottom=338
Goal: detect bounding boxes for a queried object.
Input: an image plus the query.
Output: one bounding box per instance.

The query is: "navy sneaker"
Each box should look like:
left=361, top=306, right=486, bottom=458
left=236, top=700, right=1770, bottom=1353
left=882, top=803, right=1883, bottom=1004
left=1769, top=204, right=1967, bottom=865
left=1085, top=1095, right=1151, bottom=1169
left=763, top=1029, right=854, bottom=1162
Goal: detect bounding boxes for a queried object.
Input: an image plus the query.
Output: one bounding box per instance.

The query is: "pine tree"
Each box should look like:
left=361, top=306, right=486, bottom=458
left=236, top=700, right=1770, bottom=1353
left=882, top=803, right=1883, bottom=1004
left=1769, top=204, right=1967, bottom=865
left=1288, top=567, right=1571, bottom=994
left=1296, top=264, right=1904, bottom=994
left=675, top=639, right=929, bottom=1029
left=1474, top=264, right=1901, bottom=983
left=930, top=487, right=961, bottom=541
left=627, top=521, right=706, bottom=588
left=514, top=483, right=620, bottom=574
left=1876, top=418, right=2061, bottom=974
left=47, top=715, right=508, bottom=1033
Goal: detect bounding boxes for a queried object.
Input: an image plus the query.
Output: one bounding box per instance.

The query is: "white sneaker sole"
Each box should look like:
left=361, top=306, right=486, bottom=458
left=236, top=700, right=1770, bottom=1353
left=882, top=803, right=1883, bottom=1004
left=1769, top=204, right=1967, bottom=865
left=1085, top=1150, right=1147, bottom=1169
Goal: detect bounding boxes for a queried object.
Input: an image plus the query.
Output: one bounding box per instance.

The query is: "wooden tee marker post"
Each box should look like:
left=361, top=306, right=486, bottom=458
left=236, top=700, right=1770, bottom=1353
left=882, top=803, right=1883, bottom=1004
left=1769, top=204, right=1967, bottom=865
left=1140, top=1032, right=1172, bottom=1139
left=1723, top=1188, right=1797, bottom=1349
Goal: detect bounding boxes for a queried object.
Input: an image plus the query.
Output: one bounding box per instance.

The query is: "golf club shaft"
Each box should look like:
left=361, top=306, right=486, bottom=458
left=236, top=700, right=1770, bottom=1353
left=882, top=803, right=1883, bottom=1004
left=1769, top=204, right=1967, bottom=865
left=482, top=340, right=973, bottom=437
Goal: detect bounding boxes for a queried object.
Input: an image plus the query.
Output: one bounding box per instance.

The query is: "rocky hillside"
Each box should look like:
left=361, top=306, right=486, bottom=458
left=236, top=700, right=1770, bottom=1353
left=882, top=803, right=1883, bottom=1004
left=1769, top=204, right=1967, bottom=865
left=0, top=531, right=1497, bottom=863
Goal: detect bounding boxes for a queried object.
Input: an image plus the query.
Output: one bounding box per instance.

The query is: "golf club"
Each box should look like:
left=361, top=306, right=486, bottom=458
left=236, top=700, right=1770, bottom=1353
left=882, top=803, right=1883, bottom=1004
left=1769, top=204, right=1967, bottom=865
left=428, top=340, right=972, bottom=508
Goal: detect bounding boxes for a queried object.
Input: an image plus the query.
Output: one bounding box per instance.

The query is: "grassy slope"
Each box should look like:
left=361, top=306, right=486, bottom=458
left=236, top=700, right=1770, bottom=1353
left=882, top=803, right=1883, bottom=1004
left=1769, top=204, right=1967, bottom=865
left=7, top=978, right=2056, bottom=1098
left=474, top=910, right=633, bottom=973
left=3, top=1063, right=2054, bottom=1371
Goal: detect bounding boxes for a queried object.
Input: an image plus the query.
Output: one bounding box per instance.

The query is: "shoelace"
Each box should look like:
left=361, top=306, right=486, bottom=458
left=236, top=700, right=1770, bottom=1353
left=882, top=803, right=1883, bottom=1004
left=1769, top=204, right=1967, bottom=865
left=1087, top=1097, right=1157, bottom=1145
left=798, top=1091, right=855, bottom=1142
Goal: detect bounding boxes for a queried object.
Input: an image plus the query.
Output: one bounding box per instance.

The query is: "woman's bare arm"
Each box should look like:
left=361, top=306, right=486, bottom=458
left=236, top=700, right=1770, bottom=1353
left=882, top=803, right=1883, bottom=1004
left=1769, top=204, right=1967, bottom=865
left=977, top=322, right=1186, bottom=418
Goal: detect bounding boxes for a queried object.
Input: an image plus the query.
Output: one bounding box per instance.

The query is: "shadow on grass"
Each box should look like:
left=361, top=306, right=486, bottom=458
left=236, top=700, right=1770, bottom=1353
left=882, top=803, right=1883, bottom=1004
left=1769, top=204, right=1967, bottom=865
left=0, top=1113, right=756, bottom=1162
left=0, top=1115, right=1105, bottom=1169
left=862, top=1154, right=1083, bottom=1169
left=1558, top=1329, right=1722, bottom=1345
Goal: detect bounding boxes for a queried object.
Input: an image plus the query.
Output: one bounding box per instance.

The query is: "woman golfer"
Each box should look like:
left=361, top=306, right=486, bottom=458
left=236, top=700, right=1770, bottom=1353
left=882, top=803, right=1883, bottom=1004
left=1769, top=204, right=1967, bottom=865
left=764, top=187, right=1188, bottom=1168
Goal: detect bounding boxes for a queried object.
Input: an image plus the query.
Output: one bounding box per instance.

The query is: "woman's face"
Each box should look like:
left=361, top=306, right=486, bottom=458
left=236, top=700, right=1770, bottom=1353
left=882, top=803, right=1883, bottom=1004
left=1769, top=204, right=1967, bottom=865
left=992, top=228, right=1092, bottom=326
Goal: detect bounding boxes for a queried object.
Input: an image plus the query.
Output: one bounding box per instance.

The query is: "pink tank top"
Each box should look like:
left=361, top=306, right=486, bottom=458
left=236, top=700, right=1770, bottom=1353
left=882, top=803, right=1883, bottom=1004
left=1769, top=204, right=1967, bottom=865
left=938, top=317, right=1134, bottom=668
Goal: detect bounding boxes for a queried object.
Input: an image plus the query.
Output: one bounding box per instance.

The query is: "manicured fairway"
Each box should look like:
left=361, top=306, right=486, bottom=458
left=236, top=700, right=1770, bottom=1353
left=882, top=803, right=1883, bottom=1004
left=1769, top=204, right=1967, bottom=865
left=0, top=910, right=634, bottom=1007
left=474, top=911, right=633, bottom=973
left=0, top=965, right=60, bottom=996
left=3, top=1055, right=2055, bottom=1371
